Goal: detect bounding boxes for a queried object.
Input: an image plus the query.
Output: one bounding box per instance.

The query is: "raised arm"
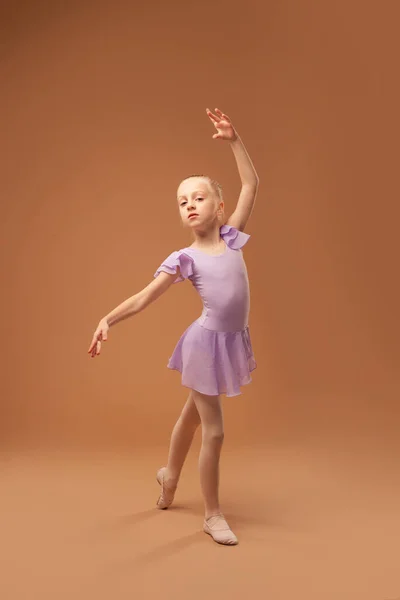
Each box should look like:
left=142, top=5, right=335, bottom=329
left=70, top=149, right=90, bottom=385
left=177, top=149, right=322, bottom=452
left=88, top=269, right=179, bottom=357
left=206, top=107, right=259, bottom=232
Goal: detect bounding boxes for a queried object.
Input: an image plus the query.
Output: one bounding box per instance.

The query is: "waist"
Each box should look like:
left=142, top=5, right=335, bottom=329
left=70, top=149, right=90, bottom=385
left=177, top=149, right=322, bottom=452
left=196, top=308, right=249, bottom=332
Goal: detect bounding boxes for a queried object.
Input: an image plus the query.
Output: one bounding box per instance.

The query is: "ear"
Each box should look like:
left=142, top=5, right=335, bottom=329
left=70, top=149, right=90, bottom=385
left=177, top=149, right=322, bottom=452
left=217, top=202, right=225, bottom=223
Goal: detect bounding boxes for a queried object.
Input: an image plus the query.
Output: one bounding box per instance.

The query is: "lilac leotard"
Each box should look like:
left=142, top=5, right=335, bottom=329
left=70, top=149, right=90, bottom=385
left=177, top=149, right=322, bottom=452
left=154, top=225, right=256, bottom=397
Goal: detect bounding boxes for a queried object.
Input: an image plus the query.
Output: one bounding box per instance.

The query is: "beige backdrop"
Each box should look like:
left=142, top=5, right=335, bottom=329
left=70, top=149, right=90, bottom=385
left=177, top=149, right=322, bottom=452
left=2, top=3, right=400, bottom=599
left=1, top=0, right=399, bottom=452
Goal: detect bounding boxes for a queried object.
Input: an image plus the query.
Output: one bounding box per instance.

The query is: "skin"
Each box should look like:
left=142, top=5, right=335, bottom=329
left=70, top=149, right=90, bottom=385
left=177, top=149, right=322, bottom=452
left=176, top=176, right=225, bottom=253
left=87, top=107, right=259, bottom=541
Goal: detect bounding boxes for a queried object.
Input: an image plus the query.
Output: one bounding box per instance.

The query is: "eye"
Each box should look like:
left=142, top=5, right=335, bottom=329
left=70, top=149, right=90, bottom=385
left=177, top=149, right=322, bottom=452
left=196, top=197, right=204, bottom=201
left=180, top=201, right=187, bottom=206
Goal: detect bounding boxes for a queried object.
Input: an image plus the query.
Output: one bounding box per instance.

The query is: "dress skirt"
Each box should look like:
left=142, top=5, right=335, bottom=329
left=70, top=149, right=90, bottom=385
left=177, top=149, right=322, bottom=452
left=167, top=319, right=257, bottom=397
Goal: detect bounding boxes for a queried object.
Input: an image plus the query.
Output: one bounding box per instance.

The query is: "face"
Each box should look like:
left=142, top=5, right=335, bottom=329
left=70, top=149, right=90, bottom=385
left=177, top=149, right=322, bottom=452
left=177, top=177, right=223, bottom=229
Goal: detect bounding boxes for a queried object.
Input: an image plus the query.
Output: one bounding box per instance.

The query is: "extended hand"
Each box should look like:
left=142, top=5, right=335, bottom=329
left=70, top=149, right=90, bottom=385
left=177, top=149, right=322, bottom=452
left=88, top=318, right=109, bottom=358
left=206, top=108, right=238, bottom=141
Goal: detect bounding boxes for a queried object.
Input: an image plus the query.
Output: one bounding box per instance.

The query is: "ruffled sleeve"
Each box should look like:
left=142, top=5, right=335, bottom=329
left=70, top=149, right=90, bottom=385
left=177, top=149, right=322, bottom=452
left=220, top=225, right=250, bottom=249
left=154, top=250, right=194, bottom=284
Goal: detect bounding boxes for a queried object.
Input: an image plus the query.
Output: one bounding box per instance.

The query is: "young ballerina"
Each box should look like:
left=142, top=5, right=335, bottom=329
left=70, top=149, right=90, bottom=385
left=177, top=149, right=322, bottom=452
left=88, top=107, right=259, bottom=545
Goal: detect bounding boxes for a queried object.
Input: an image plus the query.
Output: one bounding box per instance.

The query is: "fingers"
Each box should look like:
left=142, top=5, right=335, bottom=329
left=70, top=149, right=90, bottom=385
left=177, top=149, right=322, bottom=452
left=96, top=329, right=108, bottom=355
left=89, top=338, right=97, bottom=356
left=206, top=107, right=220, bottom=124
left=214, top=107, right=231, bottom=121
left=88, top=332, right=100, bottom=352
left=206, top=107, right=232, bottom=135
left=88, top=329, right=107, bottom=357
left=90, top=339, right=101, bottom=358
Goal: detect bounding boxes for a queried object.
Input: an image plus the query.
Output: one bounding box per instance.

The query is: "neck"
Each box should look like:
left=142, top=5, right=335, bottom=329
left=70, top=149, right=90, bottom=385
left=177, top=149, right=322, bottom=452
left=191, top=223, right=222, bottom=249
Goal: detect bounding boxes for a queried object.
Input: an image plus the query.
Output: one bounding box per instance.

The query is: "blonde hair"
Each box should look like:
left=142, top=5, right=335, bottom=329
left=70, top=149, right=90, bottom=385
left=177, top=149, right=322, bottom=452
left=179, top=174, right=225, bottom=224
left=180, top=174, right=223, bottom=201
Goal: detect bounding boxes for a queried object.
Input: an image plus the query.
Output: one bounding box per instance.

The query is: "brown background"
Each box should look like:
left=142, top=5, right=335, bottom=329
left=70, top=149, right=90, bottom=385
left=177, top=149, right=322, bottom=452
left=1, top=1, right=400, bottom=599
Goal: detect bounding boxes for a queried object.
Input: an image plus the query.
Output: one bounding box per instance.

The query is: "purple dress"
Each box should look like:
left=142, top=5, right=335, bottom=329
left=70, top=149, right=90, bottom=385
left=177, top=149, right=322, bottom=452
left=154, top=225, right=257, bottom=397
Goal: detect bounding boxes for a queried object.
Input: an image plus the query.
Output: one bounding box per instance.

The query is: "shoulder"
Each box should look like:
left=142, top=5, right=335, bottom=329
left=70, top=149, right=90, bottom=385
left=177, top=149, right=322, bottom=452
left=154, top=249, right=194, bottom=284
left=220, top=225, right=251, bottom=250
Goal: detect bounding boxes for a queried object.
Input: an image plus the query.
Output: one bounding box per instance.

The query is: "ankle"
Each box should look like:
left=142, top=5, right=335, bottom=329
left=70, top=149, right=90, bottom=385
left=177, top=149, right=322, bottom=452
left=205, top=510, right=223, bottom=521
left=164, top=468, right=179, bottom=487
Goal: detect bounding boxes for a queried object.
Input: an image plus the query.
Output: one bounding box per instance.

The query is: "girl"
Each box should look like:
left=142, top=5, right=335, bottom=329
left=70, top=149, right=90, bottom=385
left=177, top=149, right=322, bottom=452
left=88, top=108, right=259, bottom=546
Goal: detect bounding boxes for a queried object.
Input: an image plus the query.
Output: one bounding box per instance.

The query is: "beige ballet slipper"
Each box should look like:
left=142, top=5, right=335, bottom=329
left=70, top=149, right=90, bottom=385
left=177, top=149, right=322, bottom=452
left=156, top=467, right=177, bottom=509
left=203, top=513, right=238, bottom=545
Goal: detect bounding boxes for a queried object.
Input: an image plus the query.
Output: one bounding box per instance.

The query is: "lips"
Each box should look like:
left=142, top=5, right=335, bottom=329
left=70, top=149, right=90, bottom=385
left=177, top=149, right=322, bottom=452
left=188, top=214, right=198, bottom=219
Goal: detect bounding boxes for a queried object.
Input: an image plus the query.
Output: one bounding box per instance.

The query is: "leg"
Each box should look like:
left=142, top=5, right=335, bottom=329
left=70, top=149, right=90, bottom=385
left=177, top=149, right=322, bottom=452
left=156, top=391, right=201, bottom=509
left=165, top=390, right=201, bottom=484
left=191, top=390, right=224, bottom=518
left=191, top=390, right=238, bottom=545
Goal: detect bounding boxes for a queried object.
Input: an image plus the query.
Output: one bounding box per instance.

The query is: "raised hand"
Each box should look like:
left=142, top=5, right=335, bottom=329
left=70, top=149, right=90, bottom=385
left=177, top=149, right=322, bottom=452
left=206, top=108, right=238, bottom=141
left=88, top=317, right=109, bottom=358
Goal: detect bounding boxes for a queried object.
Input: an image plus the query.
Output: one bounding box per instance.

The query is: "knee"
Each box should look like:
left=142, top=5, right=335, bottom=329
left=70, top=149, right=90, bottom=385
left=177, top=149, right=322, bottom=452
left=203, top=428, right=224, bottom=444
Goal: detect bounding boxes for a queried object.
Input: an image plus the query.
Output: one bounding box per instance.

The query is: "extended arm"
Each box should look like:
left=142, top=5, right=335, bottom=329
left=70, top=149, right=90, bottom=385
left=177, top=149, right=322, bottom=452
left=105, top=270, right=178, bottom=326
left=227, top=135, right=259, bottom=231
left=88, top=269, right=179, bottom=357
left=206, top=107, right=259, bottom=232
